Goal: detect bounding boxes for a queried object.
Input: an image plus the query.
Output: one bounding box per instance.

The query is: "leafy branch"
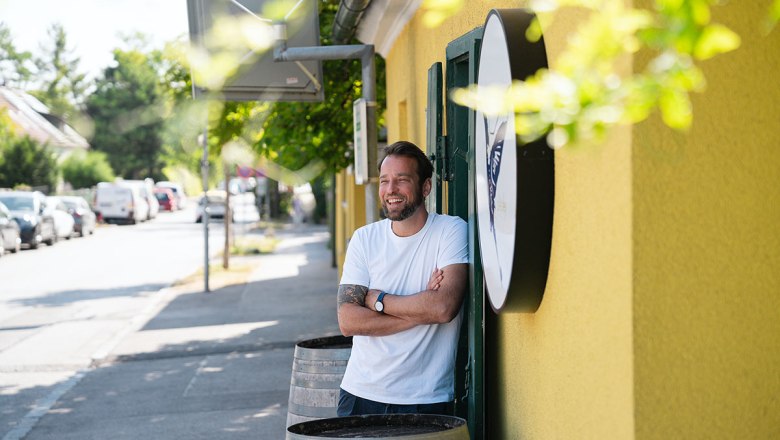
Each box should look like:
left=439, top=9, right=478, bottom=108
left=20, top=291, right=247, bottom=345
left=451, top=0, right=754, bottom=149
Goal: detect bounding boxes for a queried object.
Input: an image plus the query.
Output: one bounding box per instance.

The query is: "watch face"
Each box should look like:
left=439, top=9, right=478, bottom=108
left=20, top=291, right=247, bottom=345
left=375, top=301, right=384, bottom=312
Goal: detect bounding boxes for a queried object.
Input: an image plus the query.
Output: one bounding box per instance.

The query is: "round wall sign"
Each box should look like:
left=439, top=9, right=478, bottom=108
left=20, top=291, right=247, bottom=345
left=475, top=9, right=554, bottom=313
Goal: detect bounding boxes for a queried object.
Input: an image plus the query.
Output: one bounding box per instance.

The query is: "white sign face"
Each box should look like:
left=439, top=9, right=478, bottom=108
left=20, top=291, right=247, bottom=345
left=353, top=98, right=369, bottom=184
left=476, top=13, right=518, bottom=311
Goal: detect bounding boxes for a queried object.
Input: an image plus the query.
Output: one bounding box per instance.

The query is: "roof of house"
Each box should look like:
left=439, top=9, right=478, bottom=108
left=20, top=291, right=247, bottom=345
left=0, top=86, right=89, bottom=153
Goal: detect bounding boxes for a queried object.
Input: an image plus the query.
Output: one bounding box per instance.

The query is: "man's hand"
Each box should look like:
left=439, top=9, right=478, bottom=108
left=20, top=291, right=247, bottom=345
left=427, top=267, right=443, bottom=291
left=366, top=268, right=444, bottom=312
left=370, top=264, right=467, bottom=325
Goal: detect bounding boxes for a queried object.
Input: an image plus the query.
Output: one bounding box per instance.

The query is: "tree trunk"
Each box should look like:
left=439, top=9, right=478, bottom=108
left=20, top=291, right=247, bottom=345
left=223, top=165, right=231, bottom=269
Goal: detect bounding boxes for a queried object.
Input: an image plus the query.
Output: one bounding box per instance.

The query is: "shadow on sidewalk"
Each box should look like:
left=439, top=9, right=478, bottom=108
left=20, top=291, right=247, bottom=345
left=9, top=283, right=170, bottom=308
left=8, top=226, right=341, bottom=440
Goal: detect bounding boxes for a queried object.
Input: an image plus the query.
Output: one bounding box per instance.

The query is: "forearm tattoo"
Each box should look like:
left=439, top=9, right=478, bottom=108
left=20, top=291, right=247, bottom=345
left=337, top=284, right=368, bottom=307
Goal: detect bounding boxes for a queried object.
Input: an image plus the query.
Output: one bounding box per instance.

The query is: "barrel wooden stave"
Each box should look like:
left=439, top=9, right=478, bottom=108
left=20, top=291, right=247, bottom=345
left=286, top=335, right=352, bottom=427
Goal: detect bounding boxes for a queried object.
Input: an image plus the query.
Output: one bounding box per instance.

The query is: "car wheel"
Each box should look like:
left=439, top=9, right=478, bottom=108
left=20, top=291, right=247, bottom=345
left=45, top=234, right=56, bottom=246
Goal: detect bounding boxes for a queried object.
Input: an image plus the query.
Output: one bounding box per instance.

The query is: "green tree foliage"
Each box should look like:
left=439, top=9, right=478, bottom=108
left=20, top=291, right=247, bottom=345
left=254, top=0, right=386, bottom=174
left=0, top=110, right=12, bottom=185
left=61, top=150, right=115, bottom=189
left=86, top=47, right=166, bottom=180
left=29, top=23, right=87, bottom=120
left=184, top=0, right=386, bottom=220
left=0, top=134, right=58, bottom=192
left=187, top=0, right=385, bottom=178
left=153, top=40, right=215, bottom=188
left=0, top=22, right=34, bottom=87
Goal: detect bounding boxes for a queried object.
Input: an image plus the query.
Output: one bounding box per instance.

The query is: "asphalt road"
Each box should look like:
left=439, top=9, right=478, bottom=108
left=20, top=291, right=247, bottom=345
left=0, top=204, right=234, bottom=438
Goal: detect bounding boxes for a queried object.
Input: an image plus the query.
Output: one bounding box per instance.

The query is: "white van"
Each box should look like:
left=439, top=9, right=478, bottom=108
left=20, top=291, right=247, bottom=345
left=118, top=179, right=159, bottom=219
left=94, top=182, right=149, bottom=224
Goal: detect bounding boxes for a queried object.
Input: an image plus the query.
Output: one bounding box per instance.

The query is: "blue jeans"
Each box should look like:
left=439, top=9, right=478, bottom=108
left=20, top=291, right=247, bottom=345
left=337, top=388, right=453, bottom=417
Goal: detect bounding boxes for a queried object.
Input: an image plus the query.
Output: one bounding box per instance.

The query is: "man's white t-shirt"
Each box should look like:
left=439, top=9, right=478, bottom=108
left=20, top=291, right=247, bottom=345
left=339, top=212, right=468, bottom=404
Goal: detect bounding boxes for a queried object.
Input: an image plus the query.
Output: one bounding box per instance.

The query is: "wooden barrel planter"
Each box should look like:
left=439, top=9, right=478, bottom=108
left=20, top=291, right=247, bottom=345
left=287, top=414, right=469, bottom=439
left=287, top=335, right=353, bottom=427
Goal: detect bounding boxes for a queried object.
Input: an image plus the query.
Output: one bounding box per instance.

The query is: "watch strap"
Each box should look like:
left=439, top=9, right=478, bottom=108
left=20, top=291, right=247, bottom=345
left=376, top=291, right=387, bottom=313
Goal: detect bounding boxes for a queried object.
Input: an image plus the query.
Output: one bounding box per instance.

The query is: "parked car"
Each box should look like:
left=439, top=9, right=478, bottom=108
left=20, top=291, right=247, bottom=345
left=59, top=196, right=97, bottom=236
left=156, top=181, right=188, bottom=209
left=119, top=179, right=159, bottom=220
left=195, top=190, right=233, bottom=223
left=0, top=191, right=56, bottom=248
left=45, top=197, right=76, bottom=240
left=0, top=201, right=21, bottom=256
left=153, top=187, right=177, bottom=212
left=94, top=182, right=149, bottom=225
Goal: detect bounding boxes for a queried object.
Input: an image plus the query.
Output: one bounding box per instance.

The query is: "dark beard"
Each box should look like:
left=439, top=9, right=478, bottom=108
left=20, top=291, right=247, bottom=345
left=382, top=186, right=424, bottom=221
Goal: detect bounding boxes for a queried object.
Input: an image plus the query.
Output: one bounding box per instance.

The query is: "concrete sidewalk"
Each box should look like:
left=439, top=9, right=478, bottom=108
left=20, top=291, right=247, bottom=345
left=19, top=223, right=340, bottom=439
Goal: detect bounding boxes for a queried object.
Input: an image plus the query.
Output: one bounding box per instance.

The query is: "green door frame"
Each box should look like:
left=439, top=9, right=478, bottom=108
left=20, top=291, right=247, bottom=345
left=446, top=26, right=484, bottom=440
left=425, top=26, right=484, bottom=440
left=426, top=62, right=444, bottom=216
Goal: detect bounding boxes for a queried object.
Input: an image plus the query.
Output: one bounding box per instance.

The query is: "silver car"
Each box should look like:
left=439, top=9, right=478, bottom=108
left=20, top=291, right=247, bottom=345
left=0, top=201, right=21, bottom=256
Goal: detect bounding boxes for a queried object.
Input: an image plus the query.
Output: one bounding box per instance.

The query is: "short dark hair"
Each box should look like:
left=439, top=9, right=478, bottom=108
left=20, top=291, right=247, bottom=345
left=378, top=141, right=433, bottom=183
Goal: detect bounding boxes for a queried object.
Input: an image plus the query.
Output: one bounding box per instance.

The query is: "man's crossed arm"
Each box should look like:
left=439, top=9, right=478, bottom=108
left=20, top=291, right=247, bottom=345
left=337, top=263, right=467, bottom=337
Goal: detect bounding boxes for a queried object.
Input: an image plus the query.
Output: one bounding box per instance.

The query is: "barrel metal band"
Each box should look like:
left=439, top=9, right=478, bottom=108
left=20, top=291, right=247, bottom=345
left=288, top=402, right=339, bottom=418
left=291, top=377, right=343, bottom=389
left=295, top=350, right=352, bottom=361
left=293, top=363, right=347, bottom=374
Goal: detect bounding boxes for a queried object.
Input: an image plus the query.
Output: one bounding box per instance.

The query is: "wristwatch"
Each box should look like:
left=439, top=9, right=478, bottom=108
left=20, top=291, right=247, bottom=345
left=375, top=291, right=387, bottom=314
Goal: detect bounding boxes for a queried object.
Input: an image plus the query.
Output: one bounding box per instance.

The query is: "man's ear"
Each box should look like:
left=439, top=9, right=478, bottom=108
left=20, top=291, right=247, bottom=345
left=423, top=178, right=432, bottom=198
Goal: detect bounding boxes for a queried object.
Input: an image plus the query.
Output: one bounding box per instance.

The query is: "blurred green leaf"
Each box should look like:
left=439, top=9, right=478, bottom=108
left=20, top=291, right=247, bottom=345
left=526, top=17, right=543, bottom=42
left=659, top=88, right=692, bottom=129
left=694, top=23, right=741, bottom=59
left=772, top=0, right=780, bottom=22
left=656, top=0, right=684, bottom=11
left=690, top=0, right=711, bottom=26
left=765, top=0, right=780, bottom=33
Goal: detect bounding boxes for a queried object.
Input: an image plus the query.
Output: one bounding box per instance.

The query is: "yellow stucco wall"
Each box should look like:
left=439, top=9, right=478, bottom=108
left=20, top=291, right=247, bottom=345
left=492, top=7, right=636, bottom=439
left=335, top=168, right=366, bottom=278
left=632, top=2, right=780, bottom=438
left=379, top=1, right=779, bottom=439
left=385, top=2, right=635, bottom=439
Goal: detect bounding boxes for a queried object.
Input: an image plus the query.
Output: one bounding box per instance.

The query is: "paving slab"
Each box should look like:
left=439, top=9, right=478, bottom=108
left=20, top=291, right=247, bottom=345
left=16, top=223, right=340, bottom=440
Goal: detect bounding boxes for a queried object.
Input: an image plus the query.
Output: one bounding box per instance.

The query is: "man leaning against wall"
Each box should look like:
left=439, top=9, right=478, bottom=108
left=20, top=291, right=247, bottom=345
left=336, top=140, right=469, bottom=416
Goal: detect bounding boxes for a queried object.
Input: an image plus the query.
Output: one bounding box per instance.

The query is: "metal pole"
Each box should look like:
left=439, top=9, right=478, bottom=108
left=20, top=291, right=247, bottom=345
left=274, top=38, right=379, bottom=223
left=191, top=78, right=210, bottom=293
left=201, top=126, right=210, bottom=292
left=361, top=48, right=378, bottom=224
left=223, top=164, right=230, bottom=269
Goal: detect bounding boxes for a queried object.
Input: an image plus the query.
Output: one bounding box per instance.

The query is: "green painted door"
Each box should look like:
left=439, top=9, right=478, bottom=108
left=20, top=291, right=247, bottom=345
left=447, top=27, right=484, bottom=440
left=426, top=27, right=485, bottom=440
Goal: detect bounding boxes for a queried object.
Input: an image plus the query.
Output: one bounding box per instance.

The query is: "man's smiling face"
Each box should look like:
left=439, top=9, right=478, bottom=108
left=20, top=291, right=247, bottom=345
left=379, top=155, right=428, bottom=221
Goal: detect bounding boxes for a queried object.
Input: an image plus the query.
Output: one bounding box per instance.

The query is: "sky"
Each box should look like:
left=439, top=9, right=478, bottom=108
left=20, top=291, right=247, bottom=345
left=0, top=0, right=190, bottom=79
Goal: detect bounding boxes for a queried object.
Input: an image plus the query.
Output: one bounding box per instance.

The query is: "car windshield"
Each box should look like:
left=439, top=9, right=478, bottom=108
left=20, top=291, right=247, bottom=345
left=0, top=196, right=34, bottom=211
left=63, top=200, right=77, bottom=209
left=203, top=196, right=225, bottom=204
left=155, top=193, right=169, bottom=201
